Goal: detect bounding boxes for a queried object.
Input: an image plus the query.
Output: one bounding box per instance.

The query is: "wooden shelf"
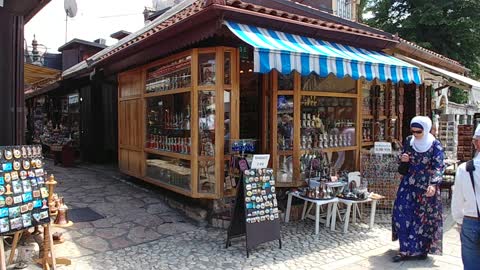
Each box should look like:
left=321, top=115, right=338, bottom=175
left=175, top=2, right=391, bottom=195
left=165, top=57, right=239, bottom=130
left=144, top=148, right=191, bottom=160
left=143, top=176, right=193, bottom=197
left=144, top=87, right=191, bottom=97
left=278, top=150, right=294, bottom=155
left=300, top=146, right=357, bottom=153
left=362, top=114, right=374, bottom=119
left=362, top=142, right=374, bottom=146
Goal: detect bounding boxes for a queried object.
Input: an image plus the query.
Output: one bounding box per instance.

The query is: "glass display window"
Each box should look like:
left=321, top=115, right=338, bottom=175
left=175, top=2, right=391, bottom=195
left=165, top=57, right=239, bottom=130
left=198, top=90, right=216, bottom=194
left=146, top=154, right=191, bottom=191
left=277, top=155, right=293, bottom=184
left=199, top=91, right=216, bottom=156
left=277, top=95, right=294, bottom=151
left=300, top=150, right=356, bottom=181
left=146, top=93, right=191, bottom=154
left=301, top=73, right=357, bottom=94
left=199, top=53, right=216, bottom=86
left=278, top=73, right=294, bottom=90
left=300, top=96, right=356, bottom=150
left=146, top=56, right=192, bottom=93
left=224, top=52, right=231, bottom=85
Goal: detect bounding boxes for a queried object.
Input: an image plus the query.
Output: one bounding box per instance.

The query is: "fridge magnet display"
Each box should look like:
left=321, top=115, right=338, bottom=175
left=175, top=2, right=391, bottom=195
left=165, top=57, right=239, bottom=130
left=0, top=145, right=50, bottom=236
left=226, top=165, right=281, bottom=257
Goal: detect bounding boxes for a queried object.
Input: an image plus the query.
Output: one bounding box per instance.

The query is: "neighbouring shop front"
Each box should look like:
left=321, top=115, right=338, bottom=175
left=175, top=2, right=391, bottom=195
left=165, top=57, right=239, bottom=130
left=117, top=20, right=424, bottom=203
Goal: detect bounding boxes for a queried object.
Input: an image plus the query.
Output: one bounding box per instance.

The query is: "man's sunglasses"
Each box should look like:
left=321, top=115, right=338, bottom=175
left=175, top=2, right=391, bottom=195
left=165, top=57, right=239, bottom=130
left=411, top=130, right=423, bottom=134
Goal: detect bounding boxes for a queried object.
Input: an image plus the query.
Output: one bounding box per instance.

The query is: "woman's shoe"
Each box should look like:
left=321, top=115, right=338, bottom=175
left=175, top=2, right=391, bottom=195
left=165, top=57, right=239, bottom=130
left=414, top=254, right=428, bottom=260
left=392, top=254, right=407, bottom=263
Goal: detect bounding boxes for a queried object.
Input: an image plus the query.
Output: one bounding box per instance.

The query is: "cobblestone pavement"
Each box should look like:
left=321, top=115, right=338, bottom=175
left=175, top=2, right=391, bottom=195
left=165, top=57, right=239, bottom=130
left=13, top=162, right=461, bottom=270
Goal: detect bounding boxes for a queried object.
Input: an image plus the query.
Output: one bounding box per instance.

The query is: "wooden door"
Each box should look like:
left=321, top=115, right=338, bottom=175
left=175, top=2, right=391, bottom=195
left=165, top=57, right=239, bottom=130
left=118, top=70, right=144, bottom=177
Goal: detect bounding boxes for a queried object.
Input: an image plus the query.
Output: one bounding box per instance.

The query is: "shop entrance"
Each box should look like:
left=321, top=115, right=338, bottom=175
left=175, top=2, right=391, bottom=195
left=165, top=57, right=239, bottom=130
left=239, top=61, right=263, bottom=153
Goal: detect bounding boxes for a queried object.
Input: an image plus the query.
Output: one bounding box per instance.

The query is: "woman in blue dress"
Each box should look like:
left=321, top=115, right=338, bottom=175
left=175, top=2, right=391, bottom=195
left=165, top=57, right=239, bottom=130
left=392, top=116, right=444, bottom=262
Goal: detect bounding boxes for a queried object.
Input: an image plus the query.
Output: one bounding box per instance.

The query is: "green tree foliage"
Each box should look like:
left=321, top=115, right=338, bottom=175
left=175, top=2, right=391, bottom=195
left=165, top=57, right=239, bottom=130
left=363, top=0, right=480, bottom=78
left=449, top=87, right=469, bottom=104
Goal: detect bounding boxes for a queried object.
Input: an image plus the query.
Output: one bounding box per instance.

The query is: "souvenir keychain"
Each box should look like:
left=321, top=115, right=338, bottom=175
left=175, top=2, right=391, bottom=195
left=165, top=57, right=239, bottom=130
left=4, top=150, right=12, bottom=160
left=13, top=149, right=21, bottom=159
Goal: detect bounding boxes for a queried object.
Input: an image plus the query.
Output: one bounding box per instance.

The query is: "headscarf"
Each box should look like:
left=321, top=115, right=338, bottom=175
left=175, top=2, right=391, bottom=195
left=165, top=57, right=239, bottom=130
left=409, top=116, right=436, bottom=153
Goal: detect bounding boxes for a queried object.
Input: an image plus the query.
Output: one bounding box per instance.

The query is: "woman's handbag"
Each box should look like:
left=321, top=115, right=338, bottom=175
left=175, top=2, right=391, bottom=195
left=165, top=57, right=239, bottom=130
left=398, top=136, right=413, bottom=175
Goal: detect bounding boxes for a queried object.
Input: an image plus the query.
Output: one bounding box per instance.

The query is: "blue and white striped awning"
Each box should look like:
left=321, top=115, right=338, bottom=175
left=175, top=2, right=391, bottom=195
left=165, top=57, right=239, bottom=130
left=225, top=21, right=422, bottom=84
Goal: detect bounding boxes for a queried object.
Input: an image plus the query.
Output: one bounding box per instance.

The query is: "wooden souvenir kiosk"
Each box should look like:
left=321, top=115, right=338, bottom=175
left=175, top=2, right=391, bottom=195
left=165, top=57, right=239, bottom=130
left=118, top=47, right=240, bottom=199
left=118, top=45, right=409, bottom=199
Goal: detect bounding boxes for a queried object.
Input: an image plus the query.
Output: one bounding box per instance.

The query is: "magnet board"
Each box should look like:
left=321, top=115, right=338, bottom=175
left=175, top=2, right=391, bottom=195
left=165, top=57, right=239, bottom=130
left=0, top=145, right=50, bottom=235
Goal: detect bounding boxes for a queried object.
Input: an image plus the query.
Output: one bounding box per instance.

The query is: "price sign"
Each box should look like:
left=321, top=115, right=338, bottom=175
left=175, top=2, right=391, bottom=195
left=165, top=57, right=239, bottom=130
left=374, top=142, right=392, bottom=154
left=251, top=155, right=270, bottom=169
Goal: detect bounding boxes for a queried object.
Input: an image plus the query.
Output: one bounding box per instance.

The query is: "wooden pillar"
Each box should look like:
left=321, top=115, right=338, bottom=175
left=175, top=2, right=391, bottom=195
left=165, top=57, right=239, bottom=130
left=0, top=9, right=25, bottom=145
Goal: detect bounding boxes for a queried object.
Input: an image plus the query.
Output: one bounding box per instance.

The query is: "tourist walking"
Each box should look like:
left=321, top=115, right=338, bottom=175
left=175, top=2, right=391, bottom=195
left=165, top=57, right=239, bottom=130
left=392, top=116, right=445, bottom=262
left=452, top=124, right=480, bottom=270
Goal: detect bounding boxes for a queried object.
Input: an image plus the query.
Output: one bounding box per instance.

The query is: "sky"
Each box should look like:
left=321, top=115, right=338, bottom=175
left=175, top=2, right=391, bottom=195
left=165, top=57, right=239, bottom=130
left=25, top=0, right=156, bottom=54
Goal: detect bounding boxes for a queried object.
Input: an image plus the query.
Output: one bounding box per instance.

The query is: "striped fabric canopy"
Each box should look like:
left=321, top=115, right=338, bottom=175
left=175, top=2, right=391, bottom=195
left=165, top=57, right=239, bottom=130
left=225, top=21, right=422, bottom=84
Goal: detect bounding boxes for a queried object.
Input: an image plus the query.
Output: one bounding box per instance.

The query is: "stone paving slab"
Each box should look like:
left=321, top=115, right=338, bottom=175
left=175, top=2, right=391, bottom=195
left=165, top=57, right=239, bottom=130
left=10, top=162, right=463, bottom=270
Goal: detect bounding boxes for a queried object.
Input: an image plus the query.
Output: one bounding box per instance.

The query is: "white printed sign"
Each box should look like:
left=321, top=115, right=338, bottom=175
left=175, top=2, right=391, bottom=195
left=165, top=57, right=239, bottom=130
left=251, top=154, right=270, bottom=169
left=374, top=142, right=392, bottom=154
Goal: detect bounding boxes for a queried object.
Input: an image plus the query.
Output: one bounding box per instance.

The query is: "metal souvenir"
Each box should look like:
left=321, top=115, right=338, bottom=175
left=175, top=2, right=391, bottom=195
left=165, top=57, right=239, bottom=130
left=27, top=146, right=32, bottom=158
left=245, top=197, right=251, bottom=202
left=5, top=197, right=13, bottom=206
left=260, top=216, right=266, bottom=222
left=0, top=186, right=4, bottom=195
left=246, top=191, right=252, bottom=197
left=246, top=184, right=252, bottom=191
left=23, top=160, right=30, bottom=170
left=10, top=172, right=19, bottom=181
left=21, top=146, right=27, bottom=158
left=4, top=173, right=11, bottom=183
left=13, top=149, right=21, bottom=159
left=0, top=197, right=4, bottom=207
left=20, top=171, right=27, bottom=180
left=20, top=204, right=28, bottom=213
left=4, top=185, right=12, bottom=195
left=271, top=187, right=275, bottom=193
left=28, top=171, right=35, bottom=178
left=33, top=190, right=40, bottom=198
left=4, top=150, right=12, bottom=160
left=13, top=196, right=22, bottom=204
left=35, top=159, right=42, bottom=169
left=13, top=161, right=20, bottom=171
left=252, top=183, right=257, bottom=189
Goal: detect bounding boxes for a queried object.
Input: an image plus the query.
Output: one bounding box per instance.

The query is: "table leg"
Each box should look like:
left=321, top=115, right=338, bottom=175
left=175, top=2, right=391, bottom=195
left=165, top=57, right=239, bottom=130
left=301, top=201, right=308, bottom=220
left=285, top=194, right=292, bottom=223
left=352, top=203, right=357, bottom=225
left=315, top=203, right=320, bottom=235
left=330, top=202, right=337, bottom=231
left=326, top=203, right=332, bottom=228
left=369, top=200, right=377, bottom=229
left=343, top=204, right=352, bottom=233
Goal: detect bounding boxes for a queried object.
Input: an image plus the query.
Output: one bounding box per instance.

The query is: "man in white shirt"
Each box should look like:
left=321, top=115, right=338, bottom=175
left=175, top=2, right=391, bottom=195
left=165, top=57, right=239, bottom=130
left=452, top=124, right=480, bottom=270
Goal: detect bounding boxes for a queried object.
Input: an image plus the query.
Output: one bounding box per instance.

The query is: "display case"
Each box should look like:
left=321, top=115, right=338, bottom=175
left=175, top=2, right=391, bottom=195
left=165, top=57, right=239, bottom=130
left=271, top=71, right=360, bottom=187
left=360, top=79, right=400, bottom=148
left=118, top=47, right=239, bottom=199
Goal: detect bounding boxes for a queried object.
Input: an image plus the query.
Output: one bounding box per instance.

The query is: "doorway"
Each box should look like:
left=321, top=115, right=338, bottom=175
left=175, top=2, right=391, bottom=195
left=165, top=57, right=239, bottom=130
left=239, top=61, right=263, bottom=153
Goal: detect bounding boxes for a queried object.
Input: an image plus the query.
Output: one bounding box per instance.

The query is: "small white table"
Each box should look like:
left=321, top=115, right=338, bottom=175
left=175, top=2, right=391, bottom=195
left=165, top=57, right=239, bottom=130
left=330, top=198, right=378, bottom=233
left=285, top=191, right=338, bottom=235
